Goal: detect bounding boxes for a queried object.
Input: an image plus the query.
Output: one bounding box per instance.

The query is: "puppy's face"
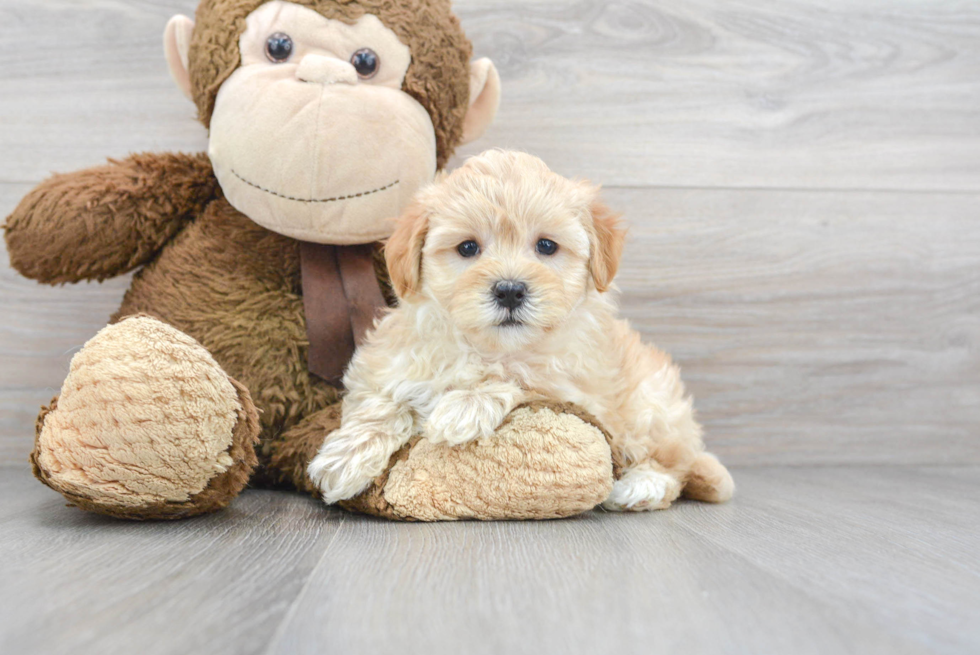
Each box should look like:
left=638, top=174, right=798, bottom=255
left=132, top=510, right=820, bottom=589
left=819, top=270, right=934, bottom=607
left=386, top=151, right=625, bottom=352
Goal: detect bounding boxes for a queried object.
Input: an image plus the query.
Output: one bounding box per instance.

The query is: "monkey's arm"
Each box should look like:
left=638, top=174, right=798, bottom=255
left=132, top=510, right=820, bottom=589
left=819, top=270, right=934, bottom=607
left=3, top=152, right=218, bottom=284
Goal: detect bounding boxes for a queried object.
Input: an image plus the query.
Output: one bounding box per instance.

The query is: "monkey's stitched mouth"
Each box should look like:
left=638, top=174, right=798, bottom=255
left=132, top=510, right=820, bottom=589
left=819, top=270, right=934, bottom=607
left=231, top=170, right=399, bottom=204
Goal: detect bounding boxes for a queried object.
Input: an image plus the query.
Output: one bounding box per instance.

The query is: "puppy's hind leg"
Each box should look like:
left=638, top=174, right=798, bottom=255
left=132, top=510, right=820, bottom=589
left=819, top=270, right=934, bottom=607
left=682, top=451, right=735, bottom=503
left=603, top=461, right=683, bottom=512
left=604, top=368, right=697, bottom=511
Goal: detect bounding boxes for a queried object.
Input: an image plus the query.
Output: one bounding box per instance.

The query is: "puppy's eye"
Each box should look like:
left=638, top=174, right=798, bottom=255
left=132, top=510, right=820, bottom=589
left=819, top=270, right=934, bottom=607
left=266, top=33, right=294, bottom=62
left=350, top=48, right=380, bottom=79
left=536, top=238, right=559, bottom=256
left=457, top=240, right=480, bottom=258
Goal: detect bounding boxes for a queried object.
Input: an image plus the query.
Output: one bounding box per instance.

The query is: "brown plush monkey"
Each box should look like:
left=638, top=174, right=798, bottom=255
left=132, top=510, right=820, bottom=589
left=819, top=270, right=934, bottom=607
left=4, top=0, right=615, bottom=520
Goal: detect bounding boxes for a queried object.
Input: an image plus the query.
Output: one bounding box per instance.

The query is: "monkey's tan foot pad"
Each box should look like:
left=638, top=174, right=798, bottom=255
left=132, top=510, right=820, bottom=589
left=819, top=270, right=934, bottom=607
left=340, top=402, right=615, bottom=521
left=31, top=316, right=260, bottom=520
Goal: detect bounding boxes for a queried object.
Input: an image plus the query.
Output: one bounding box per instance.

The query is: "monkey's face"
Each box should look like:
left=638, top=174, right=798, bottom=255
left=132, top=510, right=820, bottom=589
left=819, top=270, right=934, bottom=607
left=209, top=2, right=436, bottom=244
left=206, top=1, right=436, bottom=244
left=165, top=0, right=500, bottom=244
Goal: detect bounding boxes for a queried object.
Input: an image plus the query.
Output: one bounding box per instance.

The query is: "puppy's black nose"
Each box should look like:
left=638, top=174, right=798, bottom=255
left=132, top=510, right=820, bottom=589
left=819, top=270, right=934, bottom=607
left=492, top=280, right=527, bottom=310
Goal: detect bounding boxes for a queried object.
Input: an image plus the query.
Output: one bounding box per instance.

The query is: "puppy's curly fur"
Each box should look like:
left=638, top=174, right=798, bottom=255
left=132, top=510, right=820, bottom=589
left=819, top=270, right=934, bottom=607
left=309, top=150, right=733, bottom=511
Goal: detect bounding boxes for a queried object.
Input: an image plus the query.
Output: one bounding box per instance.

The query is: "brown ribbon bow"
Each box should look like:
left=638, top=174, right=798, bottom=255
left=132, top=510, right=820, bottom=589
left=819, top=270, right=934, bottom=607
left=300, top=242, right=388, bottom=387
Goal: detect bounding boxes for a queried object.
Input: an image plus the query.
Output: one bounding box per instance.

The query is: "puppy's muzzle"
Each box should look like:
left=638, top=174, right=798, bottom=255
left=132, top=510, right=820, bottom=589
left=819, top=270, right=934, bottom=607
left=492, top=280, right=527, bottom=310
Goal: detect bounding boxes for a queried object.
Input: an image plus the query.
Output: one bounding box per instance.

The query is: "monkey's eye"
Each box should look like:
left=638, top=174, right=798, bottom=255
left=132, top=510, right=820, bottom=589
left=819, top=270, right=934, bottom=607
left=457, top=240, right=480, bottom=258
left=266, top=33, right=294, bottom=62
left=350, top=48, right=380, bottom=79
left=536, top=238, right=559, bottom=256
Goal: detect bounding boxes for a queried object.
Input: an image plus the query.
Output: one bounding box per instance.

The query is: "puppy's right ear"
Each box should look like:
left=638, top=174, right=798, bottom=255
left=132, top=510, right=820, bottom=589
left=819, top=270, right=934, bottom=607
left=385, top=203, right=429, bottom=299
left=588, top=197, right=627, bottom=293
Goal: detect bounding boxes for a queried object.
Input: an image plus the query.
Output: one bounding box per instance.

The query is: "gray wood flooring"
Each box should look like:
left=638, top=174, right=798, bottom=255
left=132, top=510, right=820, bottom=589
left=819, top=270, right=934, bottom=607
left=1, top=1, right=978, bottom=654
left=2, top=465, right=978, bottom=655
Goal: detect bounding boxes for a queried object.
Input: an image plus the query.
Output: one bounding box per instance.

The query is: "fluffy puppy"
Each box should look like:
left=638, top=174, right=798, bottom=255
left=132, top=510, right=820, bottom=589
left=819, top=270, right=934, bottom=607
left=309, top=150, right=733, bottom=511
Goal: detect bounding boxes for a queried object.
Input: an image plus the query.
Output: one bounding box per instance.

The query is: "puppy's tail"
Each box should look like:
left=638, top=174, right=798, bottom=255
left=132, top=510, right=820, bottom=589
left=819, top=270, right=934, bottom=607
left=682, top=452, right=735, bottom=503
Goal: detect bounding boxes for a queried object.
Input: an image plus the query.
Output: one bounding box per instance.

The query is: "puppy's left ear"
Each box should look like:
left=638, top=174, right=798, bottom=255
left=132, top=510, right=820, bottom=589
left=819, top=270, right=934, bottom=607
left=588, top=197, right=626, bottom=293
left=385, top=203, right=430, bottom=299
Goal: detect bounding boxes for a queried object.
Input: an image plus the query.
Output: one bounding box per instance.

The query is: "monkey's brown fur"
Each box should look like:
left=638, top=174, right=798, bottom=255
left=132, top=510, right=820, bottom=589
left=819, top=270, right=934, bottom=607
left=4, top=0, right=617, bottom=520
left=6, top=153, right=218, bottom=285
left=7, top=0, right=465, bottom=507
left=191, top=0, right=472, bottom=168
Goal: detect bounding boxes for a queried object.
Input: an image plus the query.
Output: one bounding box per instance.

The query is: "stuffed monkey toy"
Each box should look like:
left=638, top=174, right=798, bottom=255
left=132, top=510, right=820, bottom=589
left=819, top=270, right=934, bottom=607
left=4, top=0, right=617, bottom=521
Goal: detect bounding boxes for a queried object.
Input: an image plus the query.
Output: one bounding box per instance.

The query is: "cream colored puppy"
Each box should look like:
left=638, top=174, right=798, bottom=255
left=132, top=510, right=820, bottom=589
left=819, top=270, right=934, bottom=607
left=309, top=150, right=734, bottom=511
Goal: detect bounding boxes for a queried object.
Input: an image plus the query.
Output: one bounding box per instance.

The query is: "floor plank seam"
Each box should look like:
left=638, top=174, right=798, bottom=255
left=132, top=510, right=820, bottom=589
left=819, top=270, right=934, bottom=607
left=259, top=509, right=349, bottom=655
left=667, top=517, right=934, bottom=654
left=586, top=185, right=980, bottom=196
left=728, top=463, right=980, bottom=470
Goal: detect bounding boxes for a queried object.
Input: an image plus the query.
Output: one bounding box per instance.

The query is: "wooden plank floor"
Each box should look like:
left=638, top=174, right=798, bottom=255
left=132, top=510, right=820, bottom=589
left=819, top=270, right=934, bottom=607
left=2, top=465, right=978, bottom=655
left=1, top=1, right=978, bottom=654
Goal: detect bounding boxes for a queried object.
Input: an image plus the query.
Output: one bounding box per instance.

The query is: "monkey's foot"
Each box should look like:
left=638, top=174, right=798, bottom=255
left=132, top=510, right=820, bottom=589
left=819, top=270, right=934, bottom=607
left=31, top=316, right=259, bottom=520
left=340, top=402, right=615, bottom=521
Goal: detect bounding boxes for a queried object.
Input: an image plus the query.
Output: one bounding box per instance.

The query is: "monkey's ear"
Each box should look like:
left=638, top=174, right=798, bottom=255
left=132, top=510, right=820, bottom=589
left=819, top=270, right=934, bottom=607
left=460, top=59, right=501, bottom=145
left=385, top=203, right=430, bottom=299
left=588, top=196, right=627, bottom=293
left=164, top=15, right=195, bottom=101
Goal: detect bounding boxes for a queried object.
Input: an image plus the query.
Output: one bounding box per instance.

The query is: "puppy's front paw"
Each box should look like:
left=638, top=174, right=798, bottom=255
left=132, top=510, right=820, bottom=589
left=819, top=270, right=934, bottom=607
left=307, top=430, right=379, bottom=505
left=603, top=469, right=683, bottom=512
left=425, top=389, right=508, bottom=446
